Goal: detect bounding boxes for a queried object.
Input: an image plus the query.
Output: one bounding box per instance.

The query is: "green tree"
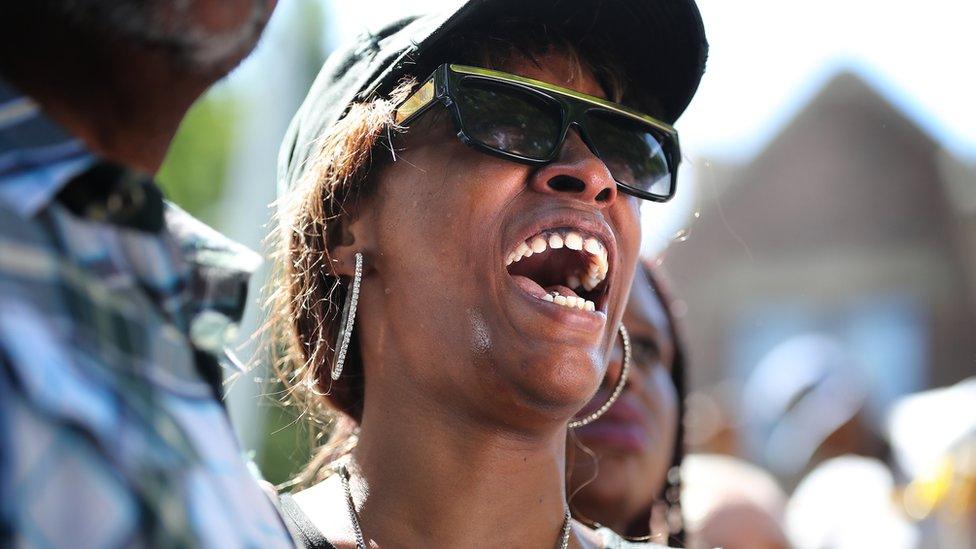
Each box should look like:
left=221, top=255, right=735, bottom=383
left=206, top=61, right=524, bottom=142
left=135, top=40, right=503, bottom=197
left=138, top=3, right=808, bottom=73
left=156, top=87, right=238, bottom=224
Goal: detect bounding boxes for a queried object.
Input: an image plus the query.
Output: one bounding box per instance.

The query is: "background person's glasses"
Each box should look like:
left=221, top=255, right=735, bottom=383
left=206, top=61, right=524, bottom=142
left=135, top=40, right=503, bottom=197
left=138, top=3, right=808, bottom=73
left=395, top=64, right=681, bottom=202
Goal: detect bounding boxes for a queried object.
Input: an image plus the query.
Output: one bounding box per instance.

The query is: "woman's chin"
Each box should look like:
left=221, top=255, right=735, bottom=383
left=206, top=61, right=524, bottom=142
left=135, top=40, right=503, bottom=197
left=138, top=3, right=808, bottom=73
left=496, top=348, right=604, bottom=422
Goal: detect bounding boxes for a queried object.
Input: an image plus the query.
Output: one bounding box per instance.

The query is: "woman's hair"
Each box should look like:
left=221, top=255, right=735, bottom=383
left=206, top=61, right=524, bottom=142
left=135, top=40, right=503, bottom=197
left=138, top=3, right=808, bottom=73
left=269, top=18, right=632, bottom=488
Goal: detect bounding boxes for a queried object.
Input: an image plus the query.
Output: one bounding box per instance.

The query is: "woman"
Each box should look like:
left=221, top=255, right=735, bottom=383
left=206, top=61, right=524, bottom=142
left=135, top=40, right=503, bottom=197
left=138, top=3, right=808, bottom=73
left=567, top=264, right=685, bottom=545
left=271, top=1, right=707, bottom=547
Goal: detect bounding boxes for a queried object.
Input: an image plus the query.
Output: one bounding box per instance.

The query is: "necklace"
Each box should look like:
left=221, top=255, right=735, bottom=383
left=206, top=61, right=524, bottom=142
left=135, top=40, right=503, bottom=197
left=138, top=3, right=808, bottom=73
left=340, top=465, right=573, bottom=549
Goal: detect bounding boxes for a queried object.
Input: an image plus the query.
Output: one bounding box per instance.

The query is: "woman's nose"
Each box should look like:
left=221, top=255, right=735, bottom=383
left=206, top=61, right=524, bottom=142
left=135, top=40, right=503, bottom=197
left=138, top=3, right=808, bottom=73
left=528, top=129, right=618, bottom=207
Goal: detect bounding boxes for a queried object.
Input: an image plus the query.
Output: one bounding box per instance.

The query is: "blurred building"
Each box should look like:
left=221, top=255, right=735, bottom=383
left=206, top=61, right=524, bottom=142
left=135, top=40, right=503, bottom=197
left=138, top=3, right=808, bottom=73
left=663, top=71, right=976, bottom=450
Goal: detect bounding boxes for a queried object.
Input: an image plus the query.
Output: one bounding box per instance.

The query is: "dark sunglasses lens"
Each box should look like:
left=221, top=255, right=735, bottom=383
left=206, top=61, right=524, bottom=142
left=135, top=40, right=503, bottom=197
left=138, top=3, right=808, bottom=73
left=455, top=79, right=562, bottom=159
left=585, top=110, right=673, bottom=199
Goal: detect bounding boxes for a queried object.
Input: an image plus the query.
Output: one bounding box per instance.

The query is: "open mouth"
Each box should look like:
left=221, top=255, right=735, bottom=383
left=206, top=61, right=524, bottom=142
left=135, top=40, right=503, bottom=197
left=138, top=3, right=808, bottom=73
left=505, top=227, right=611, bottom=313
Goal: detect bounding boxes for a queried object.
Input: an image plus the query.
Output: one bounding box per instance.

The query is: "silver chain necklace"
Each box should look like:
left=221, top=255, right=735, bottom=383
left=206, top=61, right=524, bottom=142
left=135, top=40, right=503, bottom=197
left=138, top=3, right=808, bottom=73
left=340, top=465, right=573, bottom=549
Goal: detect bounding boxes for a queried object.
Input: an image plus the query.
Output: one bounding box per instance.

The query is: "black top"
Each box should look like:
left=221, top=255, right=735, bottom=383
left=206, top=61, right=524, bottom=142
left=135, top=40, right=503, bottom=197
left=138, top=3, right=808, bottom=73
left=279, top=494, right=337, bottom=549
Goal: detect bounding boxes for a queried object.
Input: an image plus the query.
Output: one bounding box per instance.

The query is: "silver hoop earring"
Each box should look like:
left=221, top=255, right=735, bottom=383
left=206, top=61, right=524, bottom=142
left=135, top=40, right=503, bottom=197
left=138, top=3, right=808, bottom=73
left=332, top=252, right=363, bottom=381
left=569, top=324, right=631, bottom=429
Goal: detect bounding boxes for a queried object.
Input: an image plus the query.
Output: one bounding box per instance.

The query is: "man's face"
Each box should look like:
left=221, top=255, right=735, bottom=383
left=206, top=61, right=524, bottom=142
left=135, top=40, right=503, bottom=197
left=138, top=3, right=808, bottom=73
left=49, top=0, right=276, bottom=74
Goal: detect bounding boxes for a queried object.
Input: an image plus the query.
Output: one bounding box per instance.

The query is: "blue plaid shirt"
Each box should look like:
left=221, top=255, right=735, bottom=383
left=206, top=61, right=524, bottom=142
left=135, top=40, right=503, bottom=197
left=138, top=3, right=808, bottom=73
left=0, top=79, right=292, bottom=548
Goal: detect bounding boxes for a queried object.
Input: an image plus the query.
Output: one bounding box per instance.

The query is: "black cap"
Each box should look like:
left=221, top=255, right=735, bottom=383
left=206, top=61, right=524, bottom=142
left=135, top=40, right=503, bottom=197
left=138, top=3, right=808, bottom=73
left=278, top=0, right=708, bottom=191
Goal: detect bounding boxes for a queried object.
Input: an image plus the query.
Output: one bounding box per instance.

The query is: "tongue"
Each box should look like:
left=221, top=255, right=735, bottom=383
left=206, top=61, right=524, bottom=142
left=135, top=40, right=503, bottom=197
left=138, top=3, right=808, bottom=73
left=511, top=275, right=547, bottom=299
left=511, top=276, right=582, bottom=300
left=544, top=284, right=581, bottom=299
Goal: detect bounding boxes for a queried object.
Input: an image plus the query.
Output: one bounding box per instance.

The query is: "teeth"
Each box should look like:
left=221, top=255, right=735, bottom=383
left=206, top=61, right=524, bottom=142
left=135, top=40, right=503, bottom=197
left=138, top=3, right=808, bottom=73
left=539, top=291, right=596, bottom=312
left=564, top=231, right=584, bottom=251
left=584, top=237, right=602, bottom=255
left=548, top=233, right=564, bottom=249
left=506, top=228, right=611, bottom=291
left=583, top=257, right=605, bottom=290
left=530, top=236, right=547, bottom=253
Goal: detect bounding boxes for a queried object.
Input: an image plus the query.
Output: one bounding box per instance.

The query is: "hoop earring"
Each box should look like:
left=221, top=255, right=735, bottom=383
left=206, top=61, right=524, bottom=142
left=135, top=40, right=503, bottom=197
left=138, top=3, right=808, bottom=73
left=332, top=252, right=363, bottom=381
left=569, top=324, right=631, bottom=428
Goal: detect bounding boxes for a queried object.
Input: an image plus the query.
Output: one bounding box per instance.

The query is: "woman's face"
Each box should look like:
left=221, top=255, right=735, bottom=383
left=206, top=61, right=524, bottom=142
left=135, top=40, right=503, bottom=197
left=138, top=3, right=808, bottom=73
left=567, top=268, right=679, bottom=530
left=348, top=51, right=643, bottom=430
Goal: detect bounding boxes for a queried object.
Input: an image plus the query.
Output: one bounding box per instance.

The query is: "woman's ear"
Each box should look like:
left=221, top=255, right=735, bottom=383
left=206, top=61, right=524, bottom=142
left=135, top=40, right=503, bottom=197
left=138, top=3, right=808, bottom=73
left=328, top=200, right=374, bottom=277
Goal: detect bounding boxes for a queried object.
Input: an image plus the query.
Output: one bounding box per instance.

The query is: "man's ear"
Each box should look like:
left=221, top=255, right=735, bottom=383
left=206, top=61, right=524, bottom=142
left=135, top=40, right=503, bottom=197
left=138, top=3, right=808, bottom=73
left=327, top=201, right=373, bottom=277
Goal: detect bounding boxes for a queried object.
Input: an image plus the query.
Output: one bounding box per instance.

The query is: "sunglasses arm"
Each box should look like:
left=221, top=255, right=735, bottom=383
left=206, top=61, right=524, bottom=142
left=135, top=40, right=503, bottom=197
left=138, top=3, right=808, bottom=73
left=394, top=77, right=438, bottom=126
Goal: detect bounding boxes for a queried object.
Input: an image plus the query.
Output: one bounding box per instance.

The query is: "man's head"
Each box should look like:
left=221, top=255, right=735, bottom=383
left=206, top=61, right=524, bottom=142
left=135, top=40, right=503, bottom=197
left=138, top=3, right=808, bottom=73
left=0, top=0, right=277, bottom=171
left=33, top=0, right=276, bottom=76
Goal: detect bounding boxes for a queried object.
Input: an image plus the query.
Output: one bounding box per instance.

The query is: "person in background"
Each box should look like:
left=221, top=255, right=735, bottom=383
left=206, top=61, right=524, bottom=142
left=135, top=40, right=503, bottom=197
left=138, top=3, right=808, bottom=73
left=0, top=1, right=291, bottom=546
left=890, top=378, right=975, bottom=548
left=784, top=455, right=918, bottom=549
left=566, top=264, right=684, bottom=544
left=681, top=453, right=790, bottom=549
left=741, top=333, right=888, bottom=490
left=790, top=376, right=976, bottom=549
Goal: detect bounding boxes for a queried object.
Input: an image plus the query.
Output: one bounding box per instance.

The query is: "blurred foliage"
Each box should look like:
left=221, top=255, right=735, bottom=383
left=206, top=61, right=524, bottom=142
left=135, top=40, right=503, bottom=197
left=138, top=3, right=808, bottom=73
left=156, top=87, right=238, bottom=225
left=292, top=1, right=329, bottom=90
left=259, top=395, right=318, bottom=486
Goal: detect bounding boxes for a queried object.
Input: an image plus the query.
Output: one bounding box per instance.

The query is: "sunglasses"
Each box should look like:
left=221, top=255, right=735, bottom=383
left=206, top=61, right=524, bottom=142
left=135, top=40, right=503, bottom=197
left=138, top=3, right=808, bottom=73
left=394, top=64, right=681, bottom=202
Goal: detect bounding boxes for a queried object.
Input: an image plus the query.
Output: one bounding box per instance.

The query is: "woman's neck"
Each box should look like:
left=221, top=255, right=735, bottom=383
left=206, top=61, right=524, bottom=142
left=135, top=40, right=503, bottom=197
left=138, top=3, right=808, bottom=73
left=347, top=395, right=574, bottom=548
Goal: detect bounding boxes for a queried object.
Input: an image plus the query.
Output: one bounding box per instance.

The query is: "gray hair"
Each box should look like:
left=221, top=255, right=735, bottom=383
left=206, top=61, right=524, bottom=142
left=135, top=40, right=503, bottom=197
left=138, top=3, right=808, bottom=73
left=42, top=0, right=271, bottom=71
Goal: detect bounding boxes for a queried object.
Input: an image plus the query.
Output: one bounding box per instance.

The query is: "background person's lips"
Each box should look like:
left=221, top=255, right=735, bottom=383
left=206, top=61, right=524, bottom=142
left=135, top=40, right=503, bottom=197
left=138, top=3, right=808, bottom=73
left=576, top=394, right=654, bottom=452
left=577, top=419, right=651, bottom=453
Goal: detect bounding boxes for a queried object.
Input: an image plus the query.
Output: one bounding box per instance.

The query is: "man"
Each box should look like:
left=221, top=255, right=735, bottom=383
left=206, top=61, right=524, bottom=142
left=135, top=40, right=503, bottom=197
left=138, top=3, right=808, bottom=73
left=0, top=2, right=291, bottom=546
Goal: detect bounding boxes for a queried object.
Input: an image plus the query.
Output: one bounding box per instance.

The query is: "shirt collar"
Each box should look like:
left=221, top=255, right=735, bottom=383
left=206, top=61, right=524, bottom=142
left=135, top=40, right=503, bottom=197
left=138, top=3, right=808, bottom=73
left=0, top=77, right=95, bottom=217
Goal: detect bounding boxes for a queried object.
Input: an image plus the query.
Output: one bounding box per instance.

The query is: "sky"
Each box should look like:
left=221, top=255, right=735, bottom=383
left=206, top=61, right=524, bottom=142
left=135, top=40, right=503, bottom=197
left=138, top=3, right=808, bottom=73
left=320, top=0, right=976, bottom=255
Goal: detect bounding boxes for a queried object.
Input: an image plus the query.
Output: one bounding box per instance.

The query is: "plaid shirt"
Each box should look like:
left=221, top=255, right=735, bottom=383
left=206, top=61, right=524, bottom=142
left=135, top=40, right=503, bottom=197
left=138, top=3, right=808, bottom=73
left=0, top=79, right=292, bottom=547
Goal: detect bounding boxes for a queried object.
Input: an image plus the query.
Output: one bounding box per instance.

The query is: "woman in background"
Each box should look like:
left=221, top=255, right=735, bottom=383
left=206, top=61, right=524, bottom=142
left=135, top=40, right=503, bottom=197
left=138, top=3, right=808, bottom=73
left=568, top=263, right=684, bottom=544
